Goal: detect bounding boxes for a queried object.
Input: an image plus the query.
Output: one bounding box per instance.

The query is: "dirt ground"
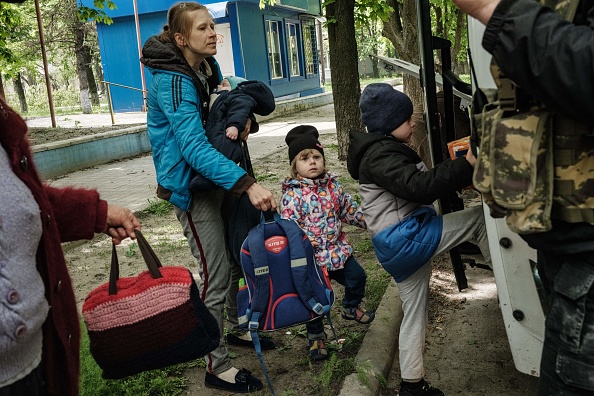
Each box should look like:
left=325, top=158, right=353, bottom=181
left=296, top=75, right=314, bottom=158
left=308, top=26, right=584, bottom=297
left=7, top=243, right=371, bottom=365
left=27, top=124, right=146, bottom=145
left=52, top=104, right=542, bottom=395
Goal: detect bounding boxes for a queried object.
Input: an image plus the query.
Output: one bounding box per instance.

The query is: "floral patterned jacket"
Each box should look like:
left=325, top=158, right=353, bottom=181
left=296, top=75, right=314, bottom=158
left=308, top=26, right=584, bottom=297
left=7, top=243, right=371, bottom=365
left=281, top=172, right=366, bottom=271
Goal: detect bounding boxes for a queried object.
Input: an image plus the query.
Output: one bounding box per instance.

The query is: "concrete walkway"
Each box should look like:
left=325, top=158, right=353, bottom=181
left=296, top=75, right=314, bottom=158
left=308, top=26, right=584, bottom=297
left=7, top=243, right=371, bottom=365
left=43, top=111, right=337, bottom=212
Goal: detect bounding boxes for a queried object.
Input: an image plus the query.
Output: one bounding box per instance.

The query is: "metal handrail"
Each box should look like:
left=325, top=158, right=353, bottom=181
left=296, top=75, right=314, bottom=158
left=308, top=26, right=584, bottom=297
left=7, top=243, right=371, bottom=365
left=101, top=81, right=148, bottom=125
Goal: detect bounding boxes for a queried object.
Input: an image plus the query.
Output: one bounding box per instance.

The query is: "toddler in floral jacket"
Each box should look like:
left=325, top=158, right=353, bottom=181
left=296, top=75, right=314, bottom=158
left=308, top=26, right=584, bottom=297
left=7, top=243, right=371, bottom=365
left=280, top=125, right=375, bottom=361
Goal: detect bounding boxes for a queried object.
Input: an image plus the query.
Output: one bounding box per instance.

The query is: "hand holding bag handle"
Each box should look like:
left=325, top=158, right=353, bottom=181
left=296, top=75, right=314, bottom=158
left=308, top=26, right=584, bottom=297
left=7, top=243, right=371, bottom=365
left=108, top=230, right=162, bottom=295
left=84, top=229, right=220, bottom=379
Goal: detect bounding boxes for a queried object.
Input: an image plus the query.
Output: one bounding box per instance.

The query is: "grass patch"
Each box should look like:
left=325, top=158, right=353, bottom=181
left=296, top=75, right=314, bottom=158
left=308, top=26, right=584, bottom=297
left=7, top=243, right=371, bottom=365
left=255, top=171, right=281, bottom=183
left=79, top=321, right=193, bottom=395
left=313, top=354, right=356, bottom=396
left=145, top=198, right=173, bottom=216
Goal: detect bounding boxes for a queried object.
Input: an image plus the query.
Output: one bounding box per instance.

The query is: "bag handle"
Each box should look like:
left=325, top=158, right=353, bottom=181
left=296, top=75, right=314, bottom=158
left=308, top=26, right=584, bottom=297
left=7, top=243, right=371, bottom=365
left=261, top=209, right=279, bottom=224
left=108, top=230, right=163, bottom=295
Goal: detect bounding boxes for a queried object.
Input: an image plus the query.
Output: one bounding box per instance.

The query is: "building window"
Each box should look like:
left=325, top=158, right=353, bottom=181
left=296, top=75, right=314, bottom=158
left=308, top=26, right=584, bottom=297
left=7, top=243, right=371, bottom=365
left=301, top=19, right=318, bottom=76
left=266, top=19, right=284, bottom=79
left=286, top=22, right=301, bottom=77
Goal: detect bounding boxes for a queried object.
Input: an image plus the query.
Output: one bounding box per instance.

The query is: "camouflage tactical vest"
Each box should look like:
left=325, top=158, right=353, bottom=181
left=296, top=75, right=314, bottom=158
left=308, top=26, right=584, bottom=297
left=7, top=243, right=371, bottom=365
left=472, top=0, right=594, bottom=234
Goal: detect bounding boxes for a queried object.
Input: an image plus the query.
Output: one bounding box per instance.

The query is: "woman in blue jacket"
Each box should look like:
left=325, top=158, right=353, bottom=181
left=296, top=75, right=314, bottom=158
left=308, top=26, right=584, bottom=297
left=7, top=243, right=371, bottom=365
left=141, top=2, right=276, bottom=393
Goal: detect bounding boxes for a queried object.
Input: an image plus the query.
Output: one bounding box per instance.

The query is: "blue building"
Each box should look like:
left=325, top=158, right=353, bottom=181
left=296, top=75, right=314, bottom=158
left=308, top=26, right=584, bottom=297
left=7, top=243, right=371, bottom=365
left=83, top=0, right=324, bottom=111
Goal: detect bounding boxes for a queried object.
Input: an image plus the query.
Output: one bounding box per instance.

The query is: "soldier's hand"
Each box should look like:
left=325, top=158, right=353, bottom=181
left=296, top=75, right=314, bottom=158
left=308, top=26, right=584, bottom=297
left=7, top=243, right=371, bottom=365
left=451, top=0, right=500, bottom=25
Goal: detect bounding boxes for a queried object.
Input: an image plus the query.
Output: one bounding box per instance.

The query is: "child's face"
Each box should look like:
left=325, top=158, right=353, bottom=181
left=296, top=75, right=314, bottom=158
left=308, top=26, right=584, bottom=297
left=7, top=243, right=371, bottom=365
left=217, top=79, right=232, bottom=91
left=295, top=149, right=325, bottom=179
left=389, top=117, right=415, bottom=143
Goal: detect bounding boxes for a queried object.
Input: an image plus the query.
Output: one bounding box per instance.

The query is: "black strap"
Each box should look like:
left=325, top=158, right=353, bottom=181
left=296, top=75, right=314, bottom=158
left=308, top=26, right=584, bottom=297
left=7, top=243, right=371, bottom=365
left=108, top=230, right=163, bottom=295
left=240, top=140, right=255, bottom=177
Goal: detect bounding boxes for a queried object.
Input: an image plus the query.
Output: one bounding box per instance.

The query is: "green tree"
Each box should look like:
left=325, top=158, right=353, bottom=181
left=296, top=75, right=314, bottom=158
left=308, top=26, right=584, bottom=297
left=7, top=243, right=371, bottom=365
left=355, top=1, right=393, bottom=79
left=0, top=1, right=38, bottom=110
left=325, top=0, right=364, bottom=160
left=431, top=0, right=468, bottom=75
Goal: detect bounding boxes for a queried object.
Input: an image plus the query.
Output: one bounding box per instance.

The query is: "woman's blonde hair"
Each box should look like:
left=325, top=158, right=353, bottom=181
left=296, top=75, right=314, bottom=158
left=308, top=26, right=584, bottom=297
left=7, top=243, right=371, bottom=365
left=156, top=2, right=208, bottom=43
left=290, top=148, right=327, bottom=178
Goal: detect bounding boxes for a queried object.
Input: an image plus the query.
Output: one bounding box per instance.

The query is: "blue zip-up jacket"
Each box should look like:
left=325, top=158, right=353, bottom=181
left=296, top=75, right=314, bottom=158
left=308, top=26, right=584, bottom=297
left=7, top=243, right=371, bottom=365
left=140, top=36, right=254, bottom=211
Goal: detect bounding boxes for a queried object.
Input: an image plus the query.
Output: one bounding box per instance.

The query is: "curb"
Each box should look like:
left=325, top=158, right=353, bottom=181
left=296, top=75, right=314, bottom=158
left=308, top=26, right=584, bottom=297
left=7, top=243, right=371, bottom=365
left=339, top=279, right=402, bottom=396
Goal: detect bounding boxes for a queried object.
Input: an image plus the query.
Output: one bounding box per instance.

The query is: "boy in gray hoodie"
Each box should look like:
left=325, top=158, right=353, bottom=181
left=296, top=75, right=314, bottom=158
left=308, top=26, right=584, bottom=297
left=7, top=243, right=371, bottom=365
left=347, top=83, right=492, bottom=396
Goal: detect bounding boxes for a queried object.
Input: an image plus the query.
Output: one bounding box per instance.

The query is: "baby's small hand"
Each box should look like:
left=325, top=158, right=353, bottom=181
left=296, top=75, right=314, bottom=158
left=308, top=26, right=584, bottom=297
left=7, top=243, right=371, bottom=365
left=226, top=126, right=239, bottom=140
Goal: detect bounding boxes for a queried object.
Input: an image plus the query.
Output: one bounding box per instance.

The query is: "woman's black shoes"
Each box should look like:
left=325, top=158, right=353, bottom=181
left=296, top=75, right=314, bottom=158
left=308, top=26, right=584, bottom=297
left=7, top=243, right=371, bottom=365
left=205, top=369, right=263, bottom=393
left=226, top=333, right=276, bottom=350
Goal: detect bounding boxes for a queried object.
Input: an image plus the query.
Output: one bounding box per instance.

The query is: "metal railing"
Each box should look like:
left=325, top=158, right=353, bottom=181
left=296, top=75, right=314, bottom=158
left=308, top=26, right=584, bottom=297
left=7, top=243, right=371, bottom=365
left=102, top=81, right=147, bottom=125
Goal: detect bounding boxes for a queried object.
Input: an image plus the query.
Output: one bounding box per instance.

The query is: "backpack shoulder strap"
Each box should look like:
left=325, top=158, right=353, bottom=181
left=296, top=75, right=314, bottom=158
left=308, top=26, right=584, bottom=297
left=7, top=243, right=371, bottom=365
left=277, top=219, right=331, bottom=315
left=245, top=223, right=271, bottom=331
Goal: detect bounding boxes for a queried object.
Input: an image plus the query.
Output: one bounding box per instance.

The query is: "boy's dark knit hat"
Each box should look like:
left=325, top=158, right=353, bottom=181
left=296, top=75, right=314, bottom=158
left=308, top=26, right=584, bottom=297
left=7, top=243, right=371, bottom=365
left=359, top=83, right=413, bottom=135
left=285, top=125, right=324, bottom=163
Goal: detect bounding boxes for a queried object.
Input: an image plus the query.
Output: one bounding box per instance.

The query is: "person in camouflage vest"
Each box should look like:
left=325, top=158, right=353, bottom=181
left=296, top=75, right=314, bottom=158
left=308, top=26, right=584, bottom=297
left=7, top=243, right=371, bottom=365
left=452, top=0, right=594, bottom=395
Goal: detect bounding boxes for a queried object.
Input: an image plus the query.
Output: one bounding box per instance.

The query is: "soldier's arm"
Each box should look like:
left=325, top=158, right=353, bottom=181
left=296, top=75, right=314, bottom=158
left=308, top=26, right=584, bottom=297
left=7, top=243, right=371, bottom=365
left=480, top=0, right=594, bottom=126
left=451, top=0, right=500, bottom=24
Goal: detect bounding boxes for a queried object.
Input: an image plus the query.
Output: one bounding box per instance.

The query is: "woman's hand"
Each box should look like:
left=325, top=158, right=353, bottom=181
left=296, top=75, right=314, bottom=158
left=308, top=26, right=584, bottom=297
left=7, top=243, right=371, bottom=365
left=104, top=204, right=141, bottom=245
left=246, top=183, right=277, bottom=212
left=240, top=117, right=252, bottom=141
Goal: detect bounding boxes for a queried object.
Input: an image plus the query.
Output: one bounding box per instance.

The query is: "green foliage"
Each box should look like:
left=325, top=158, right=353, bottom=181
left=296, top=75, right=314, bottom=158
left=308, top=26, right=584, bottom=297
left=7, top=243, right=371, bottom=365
left=124, top=242, right=137, bottom=258
left=354, top=239, right=374, bottom=254
left=363, top=260, right=391, bottom=311
left=145, top=198, right=174, bottom=217
left=5, top=82, right=83, bottom=116
left=78, top=1, right=117, bottom=25
left=255, top=171, right=280, bottom=183
left=79, top=321, right=191, bottom=396
left=313, top=354, right=356, bottom=395
left=355, top=0, right=393, bottom=25
left=0, top=2, right=38, bottom=78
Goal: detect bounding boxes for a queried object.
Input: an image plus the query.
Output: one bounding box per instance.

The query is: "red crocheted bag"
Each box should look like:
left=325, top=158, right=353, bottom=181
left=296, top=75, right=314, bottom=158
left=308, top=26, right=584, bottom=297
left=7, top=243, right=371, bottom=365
left=82, top=230, right=219, bottom=379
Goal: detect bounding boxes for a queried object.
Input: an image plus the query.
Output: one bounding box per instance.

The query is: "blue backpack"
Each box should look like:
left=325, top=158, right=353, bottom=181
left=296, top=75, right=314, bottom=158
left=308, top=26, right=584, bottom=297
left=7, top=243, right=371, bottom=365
left=237, top=211, right=335, bottom=395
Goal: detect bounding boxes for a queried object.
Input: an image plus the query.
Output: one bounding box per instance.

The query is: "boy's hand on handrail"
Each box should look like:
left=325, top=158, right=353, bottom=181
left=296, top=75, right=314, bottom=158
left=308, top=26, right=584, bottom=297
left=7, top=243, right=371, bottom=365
left=465, top=146, right=477, bottom=167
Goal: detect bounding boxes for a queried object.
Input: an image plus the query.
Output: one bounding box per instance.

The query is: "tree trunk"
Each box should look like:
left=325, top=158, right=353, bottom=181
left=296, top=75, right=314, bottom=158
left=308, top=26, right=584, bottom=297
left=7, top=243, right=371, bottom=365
left=70, top=0, right=92, bottom=114
left=94, top=55, right=105, bottom=95
left=325, top=0, right=363, bottom=160
left=451, top=10, right=467, bottom=76
left=372, top=56, right=379, bottom=78
left=75, top=23, right=92, bottom=113
left=0, top=74, right=5, bottom=100
left=13, top=73, right=28, bottom=114
left=84, top=43, right=100, bottom=106
left=383, top=0, right=430, bottom=165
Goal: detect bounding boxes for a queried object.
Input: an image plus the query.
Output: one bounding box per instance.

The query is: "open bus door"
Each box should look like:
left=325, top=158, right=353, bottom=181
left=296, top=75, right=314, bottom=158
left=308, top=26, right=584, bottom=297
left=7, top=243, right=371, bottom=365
left=464, top=17, right=545, bottom=377
left=375, top=0, right=547, bottom=377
